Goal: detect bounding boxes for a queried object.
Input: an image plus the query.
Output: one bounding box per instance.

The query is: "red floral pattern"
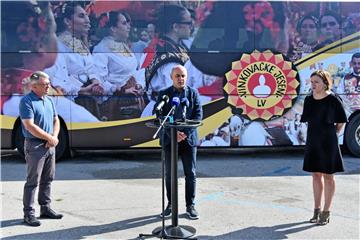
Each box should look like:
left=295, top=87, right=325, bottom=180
left=141, top=38, right=165, bottom=68
left=196, top=1, right=214, bottom=25
left=98, top=14, right=109, bottom=28
left=37, top=17, right=47, bottom=32
left=243, top=2, right=280, bottom=39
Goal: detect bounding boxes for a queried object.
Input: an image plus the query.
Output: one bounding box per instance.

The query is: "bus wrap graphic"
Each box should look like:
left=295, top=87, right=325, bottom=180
left=224, top=50, right=300, bottom=121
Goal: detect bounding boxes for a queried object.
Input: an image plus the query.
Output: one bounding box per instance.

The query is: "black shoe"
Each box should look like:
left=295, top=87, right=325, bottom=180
left=186, top=205, right=199, bottom=220
left=160, top=204, right=172, bottom=218
left=40, top=208, right=63, bottom=219
left=318, top=211, right=330, bottom=225
left=24, top=215, right=41, bottom=227
left=309, top=208, right=321, bottom=223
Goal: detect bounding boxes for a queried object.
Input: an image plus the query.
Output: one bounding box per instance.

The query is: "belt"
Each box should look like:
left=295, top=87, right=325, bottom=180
left=25, top=138, right=47, bottom=143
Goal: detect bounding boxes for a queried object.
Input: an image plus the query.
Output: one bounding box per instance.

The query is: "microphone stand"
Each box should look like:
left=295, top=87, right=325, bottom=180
left=139, top=106, right=176, bottom=240
left=152, top=105, right=176, bottom=139
left=139, top=104, right=197, bottom=239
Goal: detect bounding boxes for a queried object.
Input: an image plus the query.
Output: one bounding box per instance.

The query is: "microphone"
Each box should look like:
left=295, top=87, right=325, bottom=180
left=181, top=98, right=189, bottom=120
left=167, top=97, right=180, bottom=123
left=155, top=95, right=169, bottom=112
left=171, top=96, right=180, bottom=108
left=151, top=97, right=179, bottom=138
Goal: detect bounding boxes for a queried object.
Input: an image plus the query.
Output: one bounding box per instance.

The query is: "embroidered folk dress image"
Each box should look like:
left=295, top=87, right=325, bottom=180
left=300, top=93, right=347, bottom=174
left=92, top=36, right=146, bottom=120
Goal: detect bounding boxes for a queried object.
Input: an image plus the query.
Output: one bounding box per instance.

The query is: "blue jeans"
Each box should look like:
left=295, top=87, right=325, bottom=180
left=164, top=141, right=197, bottom=207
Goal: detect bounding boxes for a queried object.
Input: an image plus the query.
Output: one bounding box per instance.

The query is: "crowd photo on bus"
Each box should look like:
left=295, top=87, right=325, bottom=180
left=1, top=1, right=359, bottom=157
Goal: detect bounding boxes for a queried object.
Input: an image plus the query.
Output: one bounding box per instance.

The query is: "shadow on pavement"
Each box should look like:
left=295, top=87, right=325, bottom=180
left=1, top=219, right=25, bottom=228
left=195, top=221, right=319, bottom=240
left=133, top=220, right=318, bottom=240
left=0, top=218, right=320, bottom=240
left=1, top=214, right=160, bottom=240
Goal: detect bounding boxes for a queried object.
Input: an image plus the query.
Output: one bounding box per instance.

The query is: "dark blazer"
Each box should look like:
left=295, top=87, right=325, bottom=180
left=154, top=85, right=203, bottom=147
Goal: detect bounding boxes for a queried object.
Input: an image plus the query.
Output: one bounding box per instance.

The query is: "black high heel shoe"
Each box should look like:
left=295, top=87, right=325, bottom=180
left=318, top=211, right=330, bottom=225
left=309, top=208, right=320, bottom=223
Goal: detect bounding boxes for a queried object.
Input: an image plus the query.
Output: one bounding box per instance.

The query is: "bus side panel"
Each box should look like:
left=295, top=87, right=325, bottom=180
left=1, top=129, right=12, bottom=148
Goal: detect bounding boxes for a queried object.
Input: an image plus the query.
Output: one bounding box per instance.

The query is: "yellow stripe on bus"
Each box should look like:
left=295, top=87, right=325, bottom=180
left=69, top=115, right=155, bottom=130
left=69, top=98, right=225, bottom=130
left=0, top=115, right=17, bottom=129
left=132, top=139, right=160, bottom=148
left=295, top=32, right=360, bottom=70
left=198, top=106, right=232, bottom=139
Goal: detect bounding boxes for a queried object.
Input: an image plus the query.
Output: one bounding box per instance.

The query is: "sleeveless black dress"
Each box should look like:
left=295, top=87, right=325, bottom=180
left=300, top=94, right=347, bottom=174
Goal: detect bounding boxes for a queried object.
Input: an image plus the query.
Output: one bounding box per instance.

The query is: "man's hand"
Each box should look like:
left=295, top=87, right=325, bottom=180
left=177, top=131, right=187, bottom=142
left=46, top=135, right=59, bottom=148
left=22, top=119, right=59, bottom=148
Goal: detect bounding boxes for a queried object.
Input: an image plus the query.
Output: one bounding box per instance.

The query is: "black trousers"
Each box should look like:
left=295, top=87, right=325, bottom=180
left=164, top=141, right=197, bottom=207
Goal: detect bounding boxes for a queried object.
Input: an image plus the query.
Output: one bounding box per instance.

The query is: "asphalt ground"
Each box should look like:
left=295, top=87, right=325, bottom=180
left=1, top=148, right=359, bottom=240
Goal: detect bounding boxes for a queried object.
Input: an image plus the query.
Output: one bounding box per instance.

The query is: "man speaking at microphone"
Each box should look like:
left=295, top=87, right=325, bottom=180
left=154, top=65, right=202, bottom=220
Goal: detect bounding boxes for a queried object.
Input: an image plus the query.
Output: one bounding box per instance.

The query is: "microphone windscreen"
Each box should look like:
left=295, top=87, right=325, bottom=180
left=162, top=95, right=169, bottom=103
left=171, top=97, right=180, bottom=106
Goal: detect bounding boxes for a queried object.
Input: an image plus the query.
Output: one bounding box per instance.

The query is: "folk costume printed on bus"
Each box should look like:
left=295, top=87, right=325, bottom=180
left=145, top=36, right=189, bottom=91
left=58, top=31, right=90, bottom=55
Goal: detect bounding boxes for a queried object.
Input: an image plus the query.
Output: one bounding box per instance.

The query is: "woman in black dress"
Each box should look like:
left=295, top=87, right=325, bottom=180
left=300, top=70, right=347, bottom=225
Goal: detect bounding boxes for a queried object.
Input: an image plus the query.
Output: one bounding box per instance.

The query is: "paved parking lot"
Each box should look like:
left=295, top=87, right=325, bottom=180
left=1, top=148, right=359, bottom=239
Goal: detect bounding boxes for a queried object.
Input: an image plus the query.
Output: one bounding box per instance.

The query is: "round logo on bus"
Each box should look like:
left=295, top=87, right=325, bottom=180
left=224, top=50, right=300, bottom=121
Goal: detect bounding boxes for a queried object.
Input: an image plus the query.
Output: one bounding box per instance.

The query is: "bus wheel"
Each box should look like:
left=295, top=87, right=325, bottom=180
left=15, top=125, right=25, bottom=160
left=345, top=114, right=360, bottom=157
left=14, top=124, right=69, bottom=161
left=56, top=124, right=69, bottom=160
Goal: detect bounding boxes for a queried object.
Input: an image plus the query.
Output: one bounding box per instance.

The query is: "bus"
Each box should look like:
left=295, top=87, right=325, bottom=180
left=1, top=0, right=359, bottom=159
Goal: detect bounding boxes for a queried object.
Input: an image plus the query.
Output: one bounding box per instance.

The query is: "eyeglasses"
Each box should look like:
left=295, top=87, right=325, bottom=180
left=36, top=82, right=51, bottom=87
left=321, top=21, right=337, bottom=28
